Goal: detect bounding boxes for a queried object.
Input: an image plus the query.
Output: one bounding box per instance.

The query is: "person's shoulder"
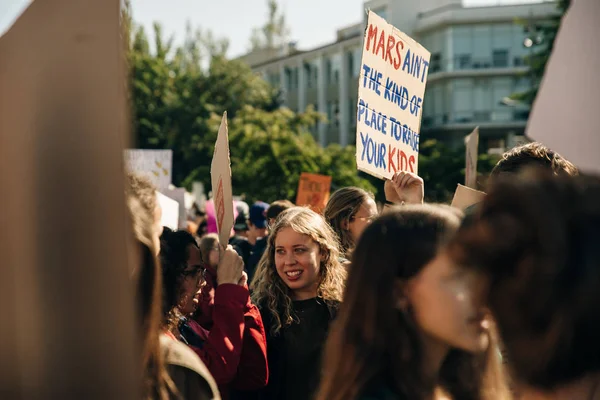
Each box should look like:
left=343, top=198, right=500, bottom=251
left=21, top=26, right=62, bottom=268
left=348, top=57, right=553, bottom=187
left=160, top=334, right=221, bottom=399
left=254, top=236, right=268, bottom=248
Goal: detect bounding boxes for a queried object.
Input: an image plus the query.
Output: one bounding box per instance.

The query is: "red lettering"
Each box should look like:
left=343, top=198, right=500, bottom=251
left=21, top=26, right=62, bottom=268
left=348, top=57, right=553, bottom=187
left=408, top=155, right=416, bottom=173
left=385, top=35, right=395, bottom=65
left=388, top=145, right=397, bottom=173
left=366, top=24, right=378, bottom=52
left=376, top=30, right=386, bottom=57
left=394, top=40, right=404, bottom=70
left=400, top=151, right=408, bottom=171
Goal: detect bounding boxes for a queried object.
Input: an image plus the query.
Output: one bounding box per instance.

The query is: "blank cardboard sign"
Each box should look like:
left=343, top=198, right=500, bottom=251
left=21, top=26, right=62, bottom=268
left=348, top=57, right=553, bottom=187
left=0, top=0, right=137, bottom=397
left=527, top=0, right=600, bottom=173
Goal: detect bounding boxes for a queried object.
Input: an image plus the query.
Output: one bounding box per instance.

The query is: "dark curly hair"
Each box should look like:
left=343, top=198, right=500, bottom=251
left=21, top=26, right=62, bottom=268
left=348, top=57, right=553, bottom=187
left=159, top=228, right=198, bottom=328
left=449, top=170, right=600, bottom=390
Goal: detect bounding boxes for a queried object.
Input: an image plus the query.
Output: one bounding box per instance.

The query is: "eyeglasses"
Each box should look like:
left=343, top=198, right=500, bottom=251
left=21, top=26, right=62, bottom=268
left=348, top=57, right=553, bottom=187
left=182, top=265, right=206, bottom=281
left=350, top=214, right=377, bottom=223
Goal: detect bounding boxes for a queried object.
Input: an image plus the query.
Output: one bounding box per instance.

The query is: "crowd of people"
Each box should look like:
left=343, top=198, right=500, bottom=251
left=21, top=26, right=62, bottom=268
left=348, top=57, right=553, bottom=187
left=126, top=142, right=600, bottom=400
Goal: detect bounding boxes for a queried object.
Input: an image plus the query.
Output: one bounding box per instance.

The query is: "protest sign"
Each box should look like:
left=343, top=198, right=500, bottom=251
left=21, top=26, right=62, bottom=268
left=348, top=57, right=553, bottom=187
left=210, top=112, right=234, bottom=247
left=163, top=187, right=187, bottom=229
left=295, top=173, right=332, bottom=213
left=157, top=192, right=179, bottom=230
left=124, top=149, right=172, bottom=191
left=356, top=10, right=431, bottom=180
left=465, top=127, right=479, bottom=189
left=451, top=184, right=486, bottom=211
left=526, top=0, right=600, bottom=173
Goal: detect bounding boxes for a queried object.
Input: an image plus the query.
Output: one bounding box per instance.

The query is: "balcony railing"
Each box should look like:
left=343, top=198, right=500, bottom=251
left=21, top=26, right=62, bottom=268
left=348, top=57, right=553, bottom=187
left=422, top=109, right=529, bottom=128
left=429, top=54, right=527, bottom=74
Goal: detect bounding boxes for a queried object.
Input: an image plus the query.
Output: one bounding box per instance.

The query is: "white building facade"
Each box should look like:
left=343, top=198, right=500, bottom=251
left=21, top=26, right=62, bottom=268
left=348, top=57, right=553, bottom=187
left=240, top=0, right=557, bottom=152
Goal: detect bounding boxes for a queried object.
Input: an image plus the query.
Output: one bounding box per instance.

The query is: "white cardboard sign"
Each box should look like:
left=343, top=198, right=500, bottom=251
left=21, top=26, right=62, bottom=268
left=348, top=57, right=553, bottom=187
left=356, top=11, right=431, bottom=179
left=465, top=127, right=479, bottom=189
left=526, top=0, right=600, bottom=173
left=124, top=149, right=172, bottom=192
left=210, top=112, right=234, bottom=247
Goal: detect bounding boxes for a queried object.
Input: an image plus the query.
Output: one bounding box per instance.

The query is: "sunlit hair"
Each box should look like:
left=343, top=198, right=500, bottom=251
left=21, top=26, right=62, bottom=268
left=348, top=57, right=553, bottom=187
left=323, top=187, right=374, bottom=259
left=198, top=233, right=219, bottom=267
left=316, top=204, right=511, bottom=400
left=491, top=142, right=578, bottom=178
left=125, top=178, right=172, bottom=400
left=251, top=207, right=346, bottom=335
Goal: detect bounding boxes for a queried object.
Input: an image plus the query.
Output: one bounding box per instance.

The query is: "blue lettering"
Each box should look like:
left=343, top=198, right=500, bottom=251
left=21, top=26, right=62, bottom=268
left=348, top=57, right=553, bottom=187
left=400, top=87, right=409, bottom=110
left=390, top=117, right=400, bottom=141
left=367, top=135, right=375, bottom=164
left=362, top=64, right=371, bottom=89
left=379, top=143, right=387, bottom=169
left=402, top=49, right=412, bottom=74
left=357, top=99, right=367, bottom=122
left=384, top=78, right=394, bottom=101
left=360, top=131, right=368, bottom=161
left=421, top=60, right=430, bottom=83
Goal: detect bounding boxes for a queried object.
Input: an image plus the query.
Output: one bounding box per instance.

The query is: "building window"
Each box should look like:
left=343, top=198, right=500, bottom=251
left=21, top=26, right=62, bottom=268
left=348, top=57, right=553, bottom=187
left=430, top=53, right=441, bottom=73
left=352, top=47, right=362, bottom=77
left=372, top=6, right=387, bottom=21
left=457, top=54, right=471, bottom=69
left=493, top=49, right=509, bottom=68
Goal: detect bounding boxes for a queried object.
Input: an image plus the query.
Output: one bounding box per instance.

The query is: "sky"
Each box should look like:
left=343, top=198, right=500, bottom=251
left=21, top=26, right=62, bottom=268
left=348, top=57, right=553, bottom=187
left=1, top=0, right=544, bottom=58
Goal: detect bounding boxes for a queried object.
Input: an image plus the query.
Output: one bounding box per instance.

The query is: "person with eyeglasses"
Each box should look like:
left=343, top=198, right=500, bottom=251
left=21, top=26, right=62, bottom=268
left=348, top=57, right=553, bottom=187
left=323, top=187, right=378, bottom=263
left=160, top=228, right=268, bottom=399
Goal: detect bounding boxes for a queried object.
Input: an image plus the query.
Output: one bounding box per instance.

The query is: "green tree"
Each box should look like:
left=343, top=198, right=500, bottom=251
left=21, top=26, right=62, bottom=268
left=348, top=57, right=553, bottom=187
left=250, top=0, right=289, bottom=51
left=126, top=14, right=374, bottom=203
left=419, top=139, right=498, bottom=203
left=511, top=0, right=571, bottom=105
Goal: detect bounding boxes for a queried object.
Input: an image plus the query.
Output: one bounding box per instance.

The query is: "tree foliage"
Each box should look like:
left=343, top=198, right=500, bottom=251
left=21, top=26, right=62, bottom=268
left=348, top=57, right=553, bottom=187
left=249, top=0, right=289, bottom=51
left=125, top=2, right=495, bottom=205
left=125, top=9, right=374, bottom=203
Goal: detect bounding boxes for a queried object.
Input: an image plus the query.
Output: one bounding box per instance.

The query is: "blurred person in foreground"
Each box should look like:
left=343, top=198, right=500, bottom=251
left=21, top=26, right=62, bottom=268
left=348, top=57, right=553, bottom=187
left=160, top=228, right=268, bottom=399
left=317, top=204, right=510, bottom=400
left=449, top=170, right=600, bottom=400
left=126, top=173, right=219, bottom=399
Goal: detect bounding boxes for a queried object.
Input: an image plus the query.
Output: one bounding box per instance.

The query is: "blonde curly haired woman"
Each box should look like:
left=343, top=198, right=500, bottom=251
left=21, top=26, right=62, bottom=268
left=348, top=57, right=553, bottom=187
left=250, top=207, right=346, bottom=400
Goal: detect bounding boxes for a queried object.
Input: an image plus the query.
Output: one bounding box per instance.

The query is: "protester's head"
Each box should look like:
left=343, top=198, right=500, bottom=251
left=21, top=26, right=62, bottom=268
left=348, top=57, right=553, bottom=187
left=323, top=187, right=377, bottom=258
left=234, top=201, right=250, bottom=235
left=491, top=142, right=578, bottom=178
left=126, top=173, right=163, bottom=253
left=160, top=228, right=205, bottom=326
left=251, top=207, right=346, bottom=335
left=247, top=201, right=270, bottom=241
left=125, top=177, right=170, bottom=399
left=449, top=170, right=600, bottom=391
left=318, top=204, right=507, bottom=400
left=266, top=199, right=295, bottom=226
left=198, top=233, right=220, bottom=270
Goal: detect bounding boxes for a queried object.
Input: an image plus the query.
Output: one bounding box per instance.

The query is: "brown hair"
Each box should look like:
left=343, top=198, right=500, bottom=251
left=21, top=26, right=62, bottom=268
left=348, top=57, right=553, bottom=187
left=198, top=233, right=219, bottom=267
left=449, top=170, right=600, bottom=390
left=491, top=142, right=578, bottom=178
left=323, top=187, right=374, bottom=259
left=316, top=204, right=510, bottom=400
left=251, top=207, right=346, bottom=335
left=125, top=175, right=171, bottom=399
left=266, top=199, right=295, bottom=221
